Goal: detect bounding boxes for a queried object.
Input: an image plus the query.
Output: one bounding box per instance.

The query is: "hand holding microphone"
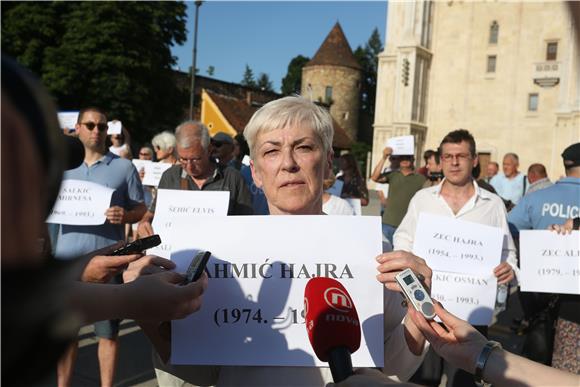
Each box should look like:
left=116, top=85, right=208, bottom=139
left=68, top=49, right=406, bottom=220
left=304, top=277, right=361, bottom=383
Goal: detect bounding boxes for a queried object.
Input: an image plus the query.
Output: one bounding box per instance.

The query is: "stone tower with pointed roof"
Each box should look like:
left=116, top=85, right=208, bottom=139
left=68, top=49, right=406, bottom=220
left=301, top=22, right=362, bottom=141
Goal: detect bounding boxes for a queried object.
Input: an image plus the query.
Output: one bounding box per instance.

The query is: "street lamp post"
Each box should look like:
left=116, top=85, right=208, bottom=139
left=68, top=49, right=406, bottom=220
left=189, top=0, right=203, bottom=120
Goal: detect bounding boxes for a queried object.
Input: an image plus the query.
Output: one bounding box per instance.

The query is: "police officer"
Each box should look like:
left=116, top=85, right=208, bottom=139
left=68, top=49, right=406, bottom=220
left=509, top=143, right=580, bottom=230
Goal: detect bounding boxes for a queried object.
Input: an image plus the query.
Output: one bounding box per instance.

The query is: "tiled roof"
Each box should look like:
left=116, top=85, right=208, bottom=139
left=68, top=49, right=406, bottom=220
left=205, top=90, right=353, bottom=149
left=304, top=22, right=362, bottom=71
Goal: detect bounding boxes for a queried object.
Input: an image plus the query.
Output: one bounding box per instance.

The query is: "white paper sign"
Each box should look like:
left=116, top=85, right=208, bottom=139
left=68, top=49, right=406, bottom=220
left=169, top=216, right=384, bottom=367
left=132, top=159, right=151, bottom=172
left=148, top=189, right=230, bottom=258
left=345, top=198, right=362, bottom=216
left=385, top=135, right=414, bottom=156
left=431, top=271, right=498, bottom=325
left=375, top=183, right=389, bottom=198
left=413, top=213, right=503, bottom=275
left=520, top=230, right=580, bottom=295
left=142, top=162, right=173, bottom=187
left=46, top=180, right=114, bottom=225
left=107, top=120, right=122, bottom=135
left=325, top=179, right=344, bottom=197
left=57, top=112, right=79, bottom=130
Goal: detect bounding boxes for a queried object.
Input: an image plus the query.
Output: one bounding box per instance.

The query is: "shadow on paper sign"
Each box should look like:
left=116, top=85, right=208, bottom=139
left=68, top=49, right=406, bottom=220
left=171, top=249, right=318, bottom=369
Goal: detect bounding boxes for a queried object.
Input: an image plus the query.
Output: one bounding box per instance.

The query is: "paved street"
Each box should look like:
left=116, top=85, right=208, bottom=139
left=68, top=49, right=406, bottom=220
left=32, top=191, right=527, bottom=387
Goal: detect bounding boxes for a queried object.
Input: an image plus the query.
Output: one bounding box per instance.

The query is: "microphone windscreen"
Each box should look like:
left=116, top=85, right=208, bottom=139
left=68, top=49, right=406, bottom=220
left=304, top=277, right=361, bottom=362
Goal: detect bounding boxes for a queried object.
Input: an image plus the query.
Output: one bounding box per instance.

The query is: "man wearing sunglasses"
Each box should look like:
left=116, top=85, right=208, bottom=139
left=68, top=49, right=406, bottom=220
left=51, top=106, right=147, bottom=387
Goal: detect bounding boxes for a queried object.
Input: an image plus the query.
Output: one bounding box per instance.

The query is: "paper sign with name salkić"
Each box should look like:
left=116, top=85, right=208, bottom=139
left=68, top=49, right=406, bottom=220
left=148, top=189, right=229, bottom=258
left=520, top=230, right=580, bottom=295
left=169, top=215, right=384, bottom=368
left=46, top=180, right=114, bottom=225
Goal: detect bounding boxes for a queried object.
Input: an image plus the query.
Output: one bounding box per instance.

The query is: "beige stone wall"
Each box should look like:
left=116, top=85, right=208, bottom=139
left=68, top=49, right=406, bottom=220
left=302, top=65, right=361, bottom=140
left=425, top=1, right=579, bottom=179
left=373, top=1, right=580, bottom=179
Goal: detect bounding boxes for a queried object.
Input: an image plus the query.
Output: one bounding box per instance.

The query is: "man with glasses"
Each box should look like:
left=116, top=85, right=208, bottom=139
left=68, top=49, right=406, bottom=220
left=393, top=129, right=517, bottom=386
left=137, top=121, right=253, bottom=237
left=51, top=106, right=147, bottom=387
left=371, top=147, right=426, bottom=244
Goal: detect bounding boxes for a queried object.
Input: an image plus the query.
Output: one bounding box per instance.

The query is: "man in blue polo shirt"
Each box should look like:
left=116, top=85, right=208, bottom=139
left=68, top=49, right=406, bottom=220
left=52, top=107, right=146, bottom=387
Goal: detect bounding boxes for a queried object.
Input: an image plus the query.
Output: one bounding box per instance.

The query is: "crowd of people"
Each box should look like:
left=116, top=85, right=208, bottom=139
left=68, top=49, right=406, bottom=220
left=3, top=55, right=579, bottom=387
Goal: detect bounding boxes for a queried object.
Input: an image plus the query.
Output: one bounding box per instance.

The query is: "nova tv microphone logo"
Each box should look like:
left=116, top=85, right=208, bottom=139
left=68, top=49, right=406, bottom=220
left=324, top=287, right=353, bottom=312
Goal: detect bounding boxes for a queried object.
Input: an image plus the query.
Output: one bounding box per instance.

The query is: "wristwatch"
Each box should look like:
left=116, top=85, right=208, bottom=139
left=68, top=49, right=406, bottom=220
left=474, top=340, right=502, bottom=386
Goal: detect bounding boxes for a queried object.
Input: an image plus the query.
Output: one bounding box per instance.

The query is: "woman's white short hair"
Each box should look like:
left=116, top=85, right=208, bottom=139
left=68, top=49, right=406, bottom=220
left=244, top=96, right=334, bottom=158
left=151, top=131, right=176, bottom=151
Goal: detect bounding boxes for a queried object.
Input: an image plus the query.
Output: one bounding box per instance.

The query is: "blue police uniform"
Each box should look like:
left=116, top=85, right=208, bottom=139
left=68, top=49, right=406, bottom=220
left=508, top=177, right=580, bottom=231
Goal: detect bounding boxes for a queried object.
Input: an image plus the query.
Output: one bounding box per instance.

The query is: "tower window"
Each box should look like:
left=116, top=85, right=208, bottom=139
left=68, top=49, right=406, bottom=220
left=528, top=93, right=539, bottom=111
left=489, top=21, right=499, bottom=44
left=487, top=55, right=497, bottom=73
left=546, top=42, right=558, bottom=61
left=325, top=86, right=333, bottom=102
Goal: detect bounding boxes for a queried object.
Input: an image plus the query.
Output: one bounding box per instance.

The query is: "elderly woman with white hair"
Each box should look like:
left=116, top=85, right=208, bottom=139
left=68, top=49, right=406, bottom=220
left=137, top=96, right=432, bottom=385
left=152, top=131, right=178, bottom=165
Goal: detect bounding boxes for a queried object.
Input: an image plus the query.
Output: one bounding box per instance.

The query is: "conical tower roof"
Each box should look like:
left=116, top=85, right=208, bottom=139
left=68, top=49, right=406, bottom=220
left=305, top=22, right=362, bottom=71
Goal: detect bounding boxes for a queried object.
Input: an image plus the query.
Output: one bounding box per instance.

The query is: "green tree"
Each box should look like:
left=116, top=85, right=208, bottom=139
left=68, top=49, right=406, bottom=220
left=241, top=64, right=256, bottom=88
left=354, top=27, right=383, bottom=116
left=280, top=55, right=310, bottom=95
left=2, top=1, right=188, bottom=144
left=256, top=73, right=273, bottom=92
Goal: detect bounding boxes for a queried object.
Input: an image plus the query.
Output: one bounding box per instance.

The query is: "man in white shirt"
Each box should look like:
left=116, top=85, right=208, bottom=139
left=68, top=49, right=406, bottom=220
left=394, top=129, right=517, bottom=386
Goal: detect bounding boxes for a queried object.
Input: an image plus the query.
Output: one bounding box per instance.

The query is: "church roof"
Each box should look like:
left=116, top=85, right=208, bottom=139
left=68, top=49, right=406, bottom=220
left=304, top=22, right=362, bottom=71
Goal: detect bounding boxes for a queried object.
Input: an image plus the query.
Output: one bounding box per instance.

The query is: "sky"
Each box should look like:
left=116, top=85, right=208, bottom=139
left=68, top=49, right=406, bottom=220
left=171, top=1, right=388, bottom=93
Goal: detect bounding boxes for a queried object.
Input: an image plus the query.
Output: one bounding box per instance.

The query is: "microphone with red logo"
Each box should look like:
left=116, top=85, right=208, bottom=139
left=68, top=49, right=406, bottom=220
left=304, top=277, right=361, bottom=383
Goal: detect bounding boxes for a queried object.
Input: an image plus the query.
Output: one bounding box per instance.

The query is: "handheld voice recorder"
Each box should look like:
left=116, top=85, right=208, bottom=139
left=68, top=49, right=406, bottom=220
left=395, top=268, right=436, bottom=319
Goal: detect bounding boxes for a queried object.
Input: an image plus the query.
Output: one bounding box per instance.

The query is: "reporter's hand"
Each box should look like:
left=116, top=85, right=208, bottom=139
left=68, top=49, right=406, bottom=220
left=408, top=302, right=488, bottom=374
left=123, top=255, right=176, bottom=283
left=82, top=253, right=142, bottom=283
left=376, top=250, right=432, bottom=292
left=137, top=220, right=154, bottom=238
left=493, top=262, right=514, bottom=284
left=126, top=271, right=208, bottom=321
left=139, top=168, right=145, bottom=181
left=105, top=206, right=125, bottom=224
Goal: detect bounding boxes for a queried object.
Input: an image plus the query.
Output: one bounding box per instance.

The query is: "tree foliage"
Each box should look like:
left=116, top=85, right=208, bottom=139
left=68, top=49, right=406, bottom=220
left=354, top=27, right=383, bottom=116
left=256, top=73, right=273, bottom=92
left=280, top=55, right=310, bottom=95
left=2, top=1, right=188, bottom=144
left=241, top=64, right=256, bottom=88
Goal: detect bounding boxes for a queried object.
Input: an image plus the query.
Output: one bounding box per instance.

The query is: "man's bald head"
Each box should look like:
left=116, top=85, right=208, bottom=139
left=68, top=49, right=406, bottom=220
left=175, top=121, right=210, bottom=150
left=527, top=163, right=548, bottom=184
